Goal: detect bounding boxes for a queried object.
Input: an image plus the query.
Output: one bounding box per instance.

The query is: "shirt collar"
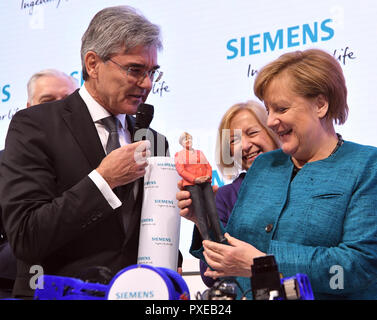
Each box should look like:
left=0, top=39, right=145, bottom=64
left=79, top=84, right=127, bottom=130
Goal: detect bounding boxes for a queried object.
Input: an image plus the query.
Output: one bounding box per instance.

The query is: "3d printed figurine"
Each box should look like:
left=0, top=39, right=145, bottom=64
left=175, top=132, right=225, bottom=243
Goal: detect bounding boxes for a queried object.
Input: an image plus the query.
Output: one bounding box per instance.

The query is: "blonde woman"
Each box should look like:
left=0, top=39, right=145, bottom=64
left=215, top=101, right=279, bottom=224
left=198, top=101, right=279, bottom=287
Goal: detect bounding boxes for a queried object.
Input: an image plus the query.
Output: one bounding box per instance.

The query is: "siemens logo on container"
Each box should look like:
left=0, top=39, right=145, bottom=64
left=115, top=290, right=154, bottom=299
left=138, top=256, right=151, bottom=261
left=152, top=237, right=172, bottom=242
left=226, top=18, right=334, bottom=59
left=155, top=199, right=174, bottom=205
left=157, top=162, right=175, bottom=168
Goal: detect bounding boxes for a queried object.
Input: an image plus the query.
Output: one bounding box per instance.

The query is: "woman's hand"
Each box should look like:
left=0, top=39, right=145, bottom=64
left=203, top=233, right=266, bottom=278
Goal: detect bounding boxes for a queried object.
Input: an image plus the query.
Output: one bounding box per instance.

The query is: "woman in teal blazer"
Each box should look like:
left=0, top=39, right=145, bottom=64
left=180, top=49, right=377, bottom=299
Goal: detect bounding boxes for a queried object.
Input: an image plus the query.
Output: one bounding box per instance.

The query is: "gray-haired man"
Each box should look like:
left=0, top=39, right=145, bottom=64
left=26, top=69, right=78, bottom=107
left=0, top=6, right=171, bottom=298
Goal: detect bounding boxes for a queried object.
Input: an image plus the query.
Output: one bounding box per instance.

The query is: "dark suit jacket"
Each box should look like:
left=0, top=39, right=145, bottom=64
left=0, top=90, right=169, bottom=297
left=0, top=149, right=17, bottom=293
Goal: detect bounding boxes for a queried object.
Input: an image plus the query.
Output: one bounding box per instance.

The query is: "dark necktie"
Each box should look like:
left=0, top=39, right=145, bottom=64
left=101, top=116, right=121, bottom=154
left=102, top=116, right=138, bottom=240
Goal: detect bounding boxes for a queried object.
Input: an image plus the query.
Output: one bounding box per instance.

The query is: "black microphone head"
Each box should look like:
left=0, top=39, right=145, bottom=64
left=135, top=103, right=154, bottom=131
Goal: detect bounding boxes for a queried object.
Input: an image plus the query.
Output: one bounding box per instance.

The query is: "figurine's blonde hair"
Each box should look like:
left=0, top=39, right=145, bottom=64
left=179, top=132, right=192, bottom=146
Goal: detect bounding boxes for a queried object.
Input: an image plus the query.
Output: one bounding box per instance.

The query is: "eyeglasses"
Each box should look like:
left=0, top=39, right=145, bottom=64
left=108, top=58, right=163, bottom=84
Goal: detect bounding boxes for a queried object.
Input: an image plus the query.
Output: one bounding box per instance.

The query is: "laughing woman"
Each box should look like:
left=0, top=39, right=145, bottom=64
left=199, top=101, right=279, bottom=287
left=178, top=48, right=377, bottom=299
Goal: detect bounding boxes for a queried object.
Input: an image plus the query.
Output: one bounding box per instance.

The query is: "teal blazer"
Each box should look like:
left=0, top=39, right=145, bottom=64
left=192, top=141, right=377, bottom=299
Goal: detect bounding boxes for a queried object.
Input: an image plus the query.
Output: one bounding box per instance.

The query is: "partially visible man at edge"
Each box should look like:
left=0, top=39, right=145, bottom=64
left=26, top=69, right=78, bottom=107
left=0, top=69, right=78, bottom=298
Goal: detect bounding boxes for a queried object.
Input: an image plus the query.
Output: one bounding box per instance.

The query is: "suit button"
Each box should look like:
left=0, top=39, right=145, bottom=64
left=265, top=224, right=273, bottom=233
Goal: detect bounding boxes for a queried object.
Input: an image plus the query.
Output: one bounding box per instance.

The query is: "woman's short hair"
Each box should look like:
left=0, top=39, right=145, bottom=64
left=81, top=5, right=162, bottom=80
left=215, top=100, right=279, bottom=179
left=254, top=48, right=348, bottom=125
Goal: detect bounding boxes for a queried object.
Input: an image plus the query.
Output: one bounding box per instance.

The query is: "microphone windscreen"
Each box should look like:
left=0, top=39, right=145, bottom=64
left=133, top=103, right=154, bottom=142
left=134, top=103, right=154, bottom=132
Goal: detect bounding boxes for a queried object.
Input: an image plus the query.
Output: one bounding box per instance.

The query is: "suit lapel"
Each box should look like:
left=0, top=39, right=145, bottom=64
left=61, top=90, right=105, bottom=169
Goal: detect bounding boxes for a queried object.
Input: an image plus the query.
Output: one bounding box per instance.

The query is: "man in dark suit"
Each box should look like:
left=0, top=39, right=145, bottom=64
left=0, top=70, right=78, bottom=299
left=0, top=6, right=170, bottom=298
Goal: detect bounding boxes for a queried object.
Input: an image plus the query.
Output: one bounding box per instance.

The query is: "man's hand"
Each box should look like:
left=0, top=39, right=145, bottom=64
left=96, top=140, right=151, bottom=189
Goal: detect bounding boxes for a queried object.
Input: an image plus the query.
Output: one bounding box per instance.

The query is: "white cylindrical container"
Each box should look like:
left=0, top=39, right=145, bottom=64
left=137, top=157, right=181, bottom=270
left=106, top=264, right=190, bottom=300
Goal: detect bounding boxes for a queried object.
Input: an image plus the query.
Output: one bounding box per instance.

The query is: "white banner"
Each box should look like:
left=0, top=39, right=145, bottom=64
left=137, top=156, right=181, bottom=270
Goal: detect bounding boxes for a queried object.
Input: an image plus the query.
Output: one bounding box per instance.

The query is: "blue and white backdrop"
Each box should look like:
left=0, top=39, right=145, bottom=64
left=1, top=0, right=376, bottom=257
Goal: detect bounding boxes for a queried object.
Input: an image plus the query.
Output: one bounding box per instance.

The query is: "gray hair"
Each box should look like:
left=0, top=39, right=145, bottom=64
left=81, top=5, right=163, bottom=81
left=27, top=69, right=78, bottom=104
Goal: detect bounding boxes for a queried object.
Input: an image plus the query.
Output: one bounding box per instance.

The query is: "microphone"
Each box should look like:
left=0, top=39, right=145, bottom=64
left=133, top=103, right=154, bottom=142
